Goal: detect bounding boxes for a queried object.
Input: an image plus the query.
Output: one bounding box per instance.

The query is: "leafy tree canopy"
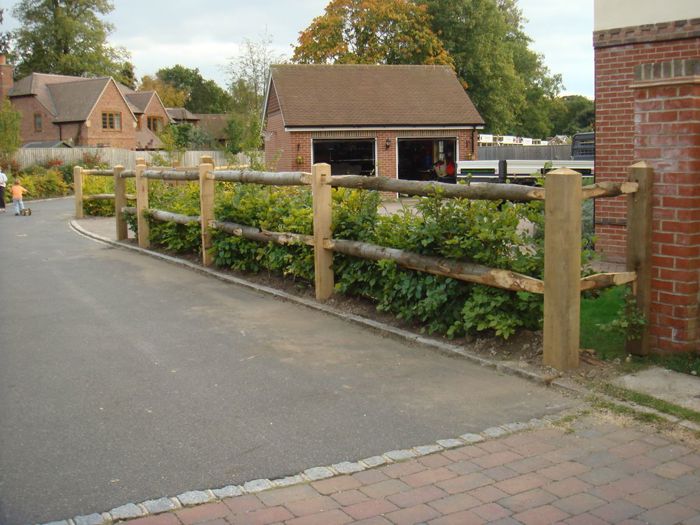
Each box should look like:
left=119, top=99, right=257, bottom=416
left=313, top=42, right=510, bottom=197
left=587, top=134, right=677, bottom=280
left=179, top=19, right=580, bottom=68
left=139, top=75, right=188, bottom=108
left=11, top=0, right=130, bottom=80
left=293, top=0, right=570, bottom=136
left=0, top=8, right=12, bottom=56
left=155, top=65, right=232, bottom=113
left=548, top=95, right=594, bottom=136
left=226, top=33, right=285, bottom=155
left=0, top=97, right=21, bottom=164
left=293, top=0, right=452, bottom=67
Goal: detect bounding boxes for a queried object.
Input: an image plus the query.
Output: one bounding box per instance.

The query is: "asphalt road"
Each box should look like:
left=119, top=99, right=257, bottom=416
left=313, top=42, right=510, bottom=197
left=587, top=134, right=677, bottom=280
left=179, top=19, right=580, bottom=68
left=0, top=198, right=578, bottom=525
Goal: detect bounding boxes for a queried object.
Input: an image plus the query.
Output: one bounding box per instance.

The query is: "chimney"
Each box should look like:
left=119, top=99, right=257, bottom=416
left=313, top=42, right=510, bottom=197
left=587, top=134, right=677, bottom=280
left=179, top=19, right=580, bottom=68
left=0, top=55, right=15, bottom=100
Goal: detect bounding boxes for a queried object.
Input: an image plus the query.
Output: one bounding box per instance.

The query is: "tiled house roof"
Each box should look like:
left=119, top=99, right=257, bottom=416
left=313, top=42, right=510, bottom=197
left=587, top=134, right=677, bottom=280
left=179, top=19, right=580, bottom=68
left=167, top=107, right=200, bottom=122
left=267, top=64, right=484, bottom=128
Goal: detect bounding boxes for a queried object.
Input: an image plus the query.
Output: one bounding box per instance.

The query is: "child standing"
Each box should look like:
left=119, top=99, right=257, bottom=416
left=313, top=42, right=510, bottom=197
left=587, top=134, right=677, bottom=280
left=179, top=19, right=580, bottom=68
left=11, top=178, right=28, bottom=216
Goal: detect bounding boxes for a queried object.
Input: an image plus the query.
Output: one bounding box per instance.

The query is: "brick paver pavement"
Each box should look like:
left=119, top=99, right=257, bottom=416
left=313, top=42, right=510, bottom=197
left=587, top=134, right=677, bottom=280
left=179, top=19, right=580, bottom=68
left=116, top=414, right=700, bottom=525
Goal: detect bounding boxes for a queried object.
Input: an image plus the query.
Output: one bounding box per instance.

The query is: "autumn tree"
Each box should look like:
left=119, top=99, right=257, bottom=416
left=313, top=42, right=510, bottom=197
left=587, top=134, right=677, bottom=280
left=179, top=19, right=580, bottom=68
left=293, top=0, right=452, bottom=66
left=11, top=0, right=130, bottom=80
left=138, top=76, right=188, bottom=108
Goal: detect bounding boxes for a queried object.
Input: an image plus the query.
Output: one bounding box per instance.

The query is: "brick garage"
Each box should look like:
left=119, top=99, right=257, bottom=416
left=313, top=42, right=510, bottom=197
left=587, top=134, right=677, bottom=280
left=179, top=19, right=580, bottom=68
left=594, top=3, right=700, bottom=353
left=263, top=65, right=483, bottom=179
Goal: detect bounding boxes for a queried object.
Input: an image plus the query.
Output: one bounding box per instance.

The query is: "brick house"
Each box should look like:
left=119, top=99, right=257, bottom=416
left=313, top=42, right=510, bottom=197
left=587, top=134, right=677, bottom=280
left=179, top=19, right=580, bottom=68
left=262, top=65, right=484, bottom=179
left=594, top=1, right=699, bottom=353
left=0, top=56, right=171, bottom=149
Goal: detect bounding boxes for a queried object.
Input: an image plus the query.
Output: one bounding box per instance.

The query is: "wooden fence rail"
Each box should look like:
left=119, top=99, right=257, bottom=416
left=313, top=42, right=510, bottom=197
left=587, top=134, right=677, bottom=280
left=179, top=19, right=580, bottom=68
left=79, top=156, right=652, bottom=370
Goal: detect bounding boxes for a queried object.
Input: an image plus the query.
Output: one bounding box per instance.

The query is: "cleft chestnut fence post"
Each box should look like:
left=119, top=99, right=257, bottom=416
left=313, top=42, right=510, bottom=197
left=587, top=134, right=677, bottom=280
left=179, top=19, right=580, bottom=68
left=311, top=163, right=334, bottom=301
left=113, top=165, right=127, bottom=240
left=625, top=161, right=653, bottom=356
left=199, top=155, right=215, bottom=267
left=135, top=158, right=149, bottom=249
left=73, top=165, right=84, bottom=219
left=543, top=168, right=582, bottom=370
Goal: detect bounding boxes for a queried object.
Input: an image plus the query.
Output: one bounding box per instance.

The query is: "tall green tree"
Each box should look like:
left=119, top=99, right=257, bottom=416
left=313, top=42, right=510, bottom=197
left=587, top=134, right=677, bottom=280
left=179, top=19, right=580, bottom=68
left=11, top=0, right=130, bottom=79
left=156, top=65, right=232, bottom=113
left=0, top=8, right=13, bottom=56
left=549, top=95, right=594, bottom=136
left=293, top=0, right=452, bottom=66
left=226, top=33, right=285, bottom=156
left=418, top=0, right=561, bottom=135
left=0, top=97, right=21, bottom=166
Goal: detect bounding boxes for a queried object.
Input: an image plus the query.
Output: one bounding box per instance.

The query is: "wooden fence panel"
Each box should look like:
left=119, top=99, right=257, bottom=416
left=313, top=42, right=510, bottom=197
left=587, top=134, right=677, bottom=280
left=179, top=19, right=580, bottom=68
left=13, top=148, right=240, bottom=170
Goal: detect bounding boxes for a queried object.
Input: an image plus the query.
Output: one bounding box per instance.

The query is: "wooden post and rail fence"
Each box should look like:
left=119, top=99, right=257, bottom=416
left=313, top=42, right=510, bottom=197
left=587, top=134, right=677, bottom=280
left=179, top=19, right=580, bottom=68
left=74, top=158, right=653, bottom=370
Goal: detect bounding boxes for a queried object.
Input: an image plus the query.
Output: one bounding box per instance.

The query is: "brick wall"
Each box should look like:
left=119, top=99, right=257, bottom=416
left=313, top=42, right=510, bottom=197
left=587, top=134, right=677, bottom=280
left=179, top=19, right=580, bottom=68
left=632, top=59, right=699, bottom=353
left=84, top=80, right=136, bottom=148
left=265, top=125, right=475, bottom=178
left=594, top=20, right=700, bottom=262
left=12, top=96, right=61, bottom=143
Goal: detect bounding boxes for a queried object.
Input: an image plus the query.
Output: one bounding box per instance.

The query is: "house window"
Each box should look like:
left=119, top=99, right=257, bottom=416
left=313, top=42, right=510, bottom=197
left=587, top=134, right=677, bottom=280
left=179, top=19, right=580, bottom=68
left=147, top=116, right=164, bottom=132
left=33, top=113, right=42, bottom=132
left=102, top=112, right=121, bottom=130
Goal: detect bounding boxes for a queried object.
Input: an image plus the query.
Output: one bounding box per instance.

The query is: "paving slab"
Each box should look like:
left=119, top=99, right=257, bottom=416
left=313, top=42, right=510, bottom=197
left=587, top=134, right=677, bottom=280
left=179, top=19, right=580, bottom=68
left=613, top=367, right=700, bottom=412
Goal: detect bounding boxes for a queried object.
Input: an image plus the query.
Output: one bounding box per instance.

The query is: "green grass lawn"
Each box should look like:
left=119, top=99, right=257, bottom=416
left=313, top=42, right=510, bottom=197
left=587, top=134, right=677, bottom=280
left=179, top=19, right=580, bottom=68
left=580, top=286, right=700, bottom=375
left=580, top=286, right=626, bottom=360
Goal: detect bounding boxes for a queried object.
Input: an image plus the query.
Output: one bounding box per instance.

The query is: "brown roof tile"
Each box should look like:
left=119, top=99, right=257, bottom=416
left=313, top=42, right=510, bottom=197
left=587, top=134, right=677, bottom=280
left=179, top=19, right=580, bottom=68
left=268, top=64, right=483, bottom=128
left=48, top=77, right=112, bottom=122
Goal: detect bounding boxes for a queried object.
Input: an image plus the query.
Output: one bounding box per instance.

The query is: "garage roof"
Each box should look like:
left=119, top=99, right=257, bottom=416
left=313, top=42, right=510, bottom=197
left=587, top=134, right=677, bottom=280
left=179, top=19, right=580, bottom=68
left=266, top=64, right=484, bottom=128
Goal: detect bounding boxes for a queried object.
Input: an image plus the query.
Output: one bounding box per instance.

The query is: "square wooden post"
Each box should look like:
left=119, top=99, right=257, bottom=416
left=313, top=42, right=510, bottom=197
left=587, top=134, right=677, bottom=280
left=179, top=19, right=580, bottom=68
left=312, top=163, right=334, bottom=301
left=113, top=165, right=127, bottom=240
left=543, top=168, right=582, bottom=370
left=135, top=158, right=150, bottom=249
left=74, top=166, right=84, bottom=219
left=199, top=156, right=215, bottom=266
left=626, top=161, right=653, bottom=356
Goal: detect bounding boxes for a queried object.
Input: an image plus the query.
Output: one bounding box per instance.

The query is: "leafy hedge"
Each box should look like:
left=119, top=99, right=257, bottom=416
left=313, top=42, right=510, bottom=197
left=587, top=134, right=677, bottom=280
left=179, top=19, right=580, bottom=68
left=4, top=167, right=71, bottom=203
left=126, top=181, right=566, bottom=339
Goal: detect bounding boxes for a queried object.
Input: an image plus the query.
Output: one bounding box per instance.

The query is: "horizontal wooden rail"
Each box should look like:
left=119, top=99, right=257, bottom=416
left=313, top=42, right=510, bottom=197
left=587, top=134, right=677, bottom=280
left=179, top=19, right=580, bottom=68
left=580, top=271, right=637, bottom=291
left=212, top=220, right=315, bottom=246
left=329, top=175, right=545, bottom=202
left=122, top=206, right=136, bottom=215
left=329, top=239, right=544, bottom=293
left=212, top=170, right=311, bottom=186
left=119, top=170, right=136, bottom=178
left=82, top=193, right=136, bottom=201
left=582, top=181, right=639, bottom=200
left=143, top=169, right=199, bottom=181
left=147, top=208, right=200, bottom=225
left=81, top=169, right=114, bottom=176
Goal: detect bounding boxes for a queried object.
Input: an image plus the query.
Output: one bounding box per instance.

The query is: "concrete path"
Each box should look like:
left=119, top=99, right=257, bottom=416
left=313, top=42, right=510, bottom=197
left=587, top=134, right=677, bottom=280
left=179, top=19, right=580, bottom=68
left=110, top=415, right=700, bottom=525
left=0, top=199, right=578, bottom=525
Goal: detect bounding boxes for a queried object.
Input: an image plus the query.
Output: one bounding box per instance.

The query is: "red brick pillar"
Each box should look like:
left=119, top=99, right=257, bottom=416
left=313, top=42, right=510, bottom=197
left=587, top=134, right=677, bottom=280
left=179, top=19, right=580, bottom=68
left=633, top=59, right=700, bottom=353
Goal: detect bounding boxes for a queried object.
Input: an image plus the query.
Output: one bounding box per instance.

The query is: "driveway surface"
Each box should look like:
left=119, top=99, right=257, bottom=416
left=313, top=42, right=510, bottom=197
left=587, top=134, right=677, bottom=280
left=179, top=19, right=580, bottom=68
left=0, top=199, right=577, bottom=525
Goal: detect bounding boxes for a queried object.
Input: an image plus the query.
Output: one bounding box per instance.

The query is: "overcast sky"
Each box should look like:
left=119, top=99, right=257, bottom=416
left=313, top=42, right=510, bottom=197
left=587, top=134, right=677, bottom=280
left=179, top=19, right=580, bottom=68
left=3, top=0, right=594, bottom=97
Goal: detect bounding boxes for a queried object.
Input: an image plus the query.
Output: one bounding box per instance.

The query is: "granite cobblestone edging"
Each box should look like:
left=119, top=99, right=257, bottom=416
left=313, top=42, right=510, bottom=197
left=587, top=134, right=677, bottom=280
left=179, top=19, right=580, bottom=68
left=41, top=411, right=582, bottom=525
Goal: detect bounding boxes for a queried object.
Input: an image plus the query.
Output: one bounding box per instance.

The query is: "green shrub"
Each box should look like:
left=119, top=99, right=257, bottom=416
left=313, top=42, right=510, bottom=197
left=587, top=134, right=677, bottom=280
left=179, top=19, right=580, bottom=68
left=9, top=169, right=70, bottom=201
left=81, top=174, right=136, bottom=217
left=127, top=180, right=596, bottom=340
